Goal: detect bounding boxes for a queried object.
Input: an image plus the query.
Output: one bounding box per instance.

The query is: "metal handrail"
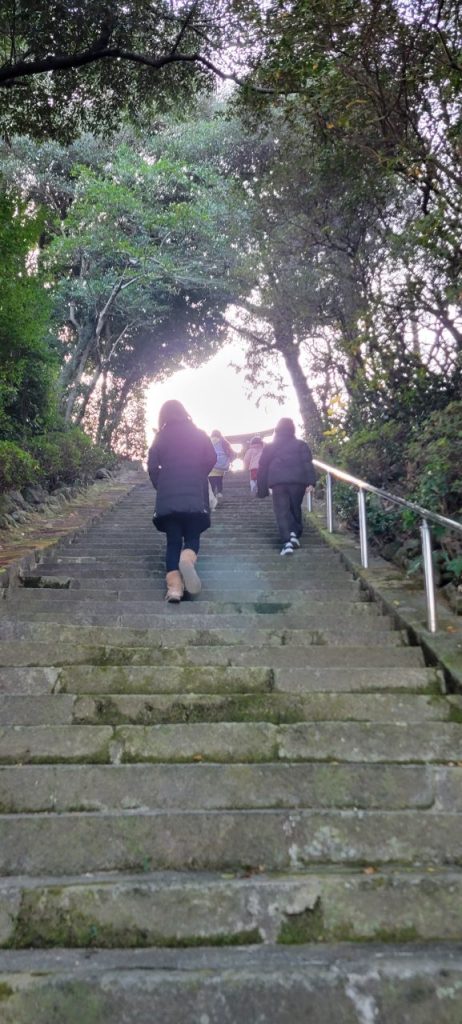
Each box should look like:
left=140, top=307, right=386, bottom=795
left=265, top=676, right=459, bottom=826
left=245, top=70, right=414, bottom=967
left=306, top=458, right=462, bottom=634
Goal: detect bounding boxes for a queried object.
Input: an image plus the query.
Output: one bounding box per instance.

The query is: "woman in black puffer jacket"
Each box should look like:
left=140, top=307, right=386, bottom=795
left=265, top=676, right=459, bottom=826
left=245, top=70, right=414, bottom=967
left=257, top=418, right=316, bottom=556
left=148, top=401, right=217, bottom=602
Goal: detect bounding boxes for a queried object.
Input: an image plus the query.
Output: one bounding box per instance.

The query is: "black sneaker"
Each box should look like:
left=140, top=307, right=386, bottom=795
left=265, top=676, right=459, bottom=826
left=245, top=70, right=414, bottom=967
left=280, top=542, right=294, bottom=556
left=290, top=533, right=300, bottom=549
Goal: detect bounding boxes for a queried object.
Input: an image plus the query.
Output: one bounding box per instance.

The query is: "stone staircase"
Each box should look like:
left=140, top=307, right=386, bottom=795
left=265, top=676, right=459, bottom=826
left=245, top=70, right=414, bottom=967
left=1, top=472, right=462, bottom=1022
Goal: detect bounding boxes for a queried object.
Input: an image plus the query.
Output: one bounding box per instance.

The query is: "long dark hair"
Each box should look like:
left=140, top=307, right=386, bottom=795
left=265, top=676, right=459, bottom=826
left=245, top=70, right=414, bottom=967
left=275, top=417, right=295, bottom=438
left=158, top=400, right=191, bottom=429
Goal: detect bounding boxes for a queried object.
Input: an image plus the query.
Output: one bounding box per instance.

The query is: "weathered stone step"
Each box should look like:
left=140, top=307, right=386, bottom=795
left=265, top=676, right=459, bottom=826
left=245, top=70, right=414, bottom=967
left=1, top=762, right=451, bottom=813
left=0, top=640, right=425, bottom=668
left=0, top=691, right=454, bottom=727
left=3, top=867, right=462, bottom=949
left=45, top=550, right=341, bottom=564
left=2, top=612, right=401, bottom=642
left=30, top=561, right=352, bottom=577
left=0, top=619, right=405, bottom=648
left=25, top=582, right=364, bottom=602
left=0, top=663, right=438, bottom=696
left=1, top=721, right=460, bottom=765
left=6, top=594, right=382, bottom=622
left=1, top=944, right=462, bottom=1023
left=2, top=808, right=462, bottom=875
left=65, top=545, right=330, bottom=558
left=0, top=664, right=273, bottom=695
left=27, top=577, right=362, bottom=596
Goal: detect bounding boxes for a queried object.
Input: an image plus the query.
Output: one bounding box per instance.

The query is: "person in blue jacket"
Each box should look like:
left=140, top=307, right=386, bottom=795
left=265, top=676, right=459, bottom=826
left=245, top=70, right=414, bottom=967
left=257, top=417, right=316, bottom=555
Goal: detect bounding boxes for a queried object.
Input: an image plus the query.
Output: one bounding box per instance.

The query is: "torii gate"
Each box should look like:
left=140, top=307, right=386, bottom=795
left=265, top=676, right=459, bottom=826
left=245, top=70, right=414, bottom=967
left=225, top=428, right=274, bottom=447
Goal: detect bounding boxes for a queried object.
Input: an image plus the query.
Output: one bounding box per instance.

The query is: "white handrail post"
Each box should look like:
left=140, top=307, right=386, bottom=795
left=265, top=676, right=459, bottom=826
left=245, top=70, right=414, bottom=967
left=326, top=473, right=334, bottom=533
left=305, top=488, right=313, bottom=513
left=358, top=488, right=369, bottom=568
left=420, top=518, right=437, bottom=632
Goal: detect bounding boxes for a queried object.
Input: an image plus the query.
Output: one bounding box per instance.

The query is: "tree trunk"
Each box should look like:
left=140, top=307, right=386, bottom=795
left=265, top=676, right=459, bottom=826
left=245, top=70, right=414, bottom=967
left=100, top=376, right=134, bottom=449
left=278, top=337, right=324, bottom=448
left=74, top=367, right=102, bottom=426
left=61, top=333, right=96, bottom=422
left=96, top=369, right=109, bottom=445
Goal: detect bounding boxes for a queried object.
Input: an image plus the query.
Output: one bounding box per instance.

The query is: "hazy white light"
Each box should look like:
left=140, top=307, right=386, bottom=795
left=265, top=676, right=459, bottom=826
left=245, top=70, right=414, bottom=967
left=145, top=340, right=300, bottom=440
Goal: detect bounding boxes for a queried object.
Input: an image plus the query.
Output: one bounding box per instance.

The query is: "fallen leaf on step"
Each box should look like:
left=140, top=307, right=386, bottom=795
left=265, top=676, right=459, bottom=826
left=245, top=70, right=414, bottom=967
left=363, top=866, right=377, bottom=875
left=192, top=753, right=204, bottom=761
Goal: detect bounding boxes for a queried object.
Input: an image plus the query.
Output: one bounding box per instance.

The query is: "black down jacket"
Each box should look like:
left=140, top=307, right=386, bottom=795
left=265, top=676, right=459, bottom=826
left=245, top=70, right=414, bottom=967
left=257, top=435, right=316, bottom=498
left=148, top=420, right=217, bottom=523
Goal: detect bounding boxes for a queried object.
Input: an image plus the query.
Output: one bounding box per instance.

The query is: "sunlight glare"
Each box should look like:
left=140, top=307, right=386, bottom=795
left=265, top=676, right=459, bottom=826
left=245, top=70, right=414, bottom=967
left=145, top=341, right=300, bottom=443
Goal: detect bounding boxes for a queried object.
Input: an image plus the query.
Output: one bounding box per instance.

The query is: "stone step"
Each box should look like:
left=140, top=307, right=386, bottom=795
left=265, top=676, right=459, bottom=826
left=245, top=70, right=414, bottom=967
left=0, top=619, right=406, bottom=647
left=2, top=808, right=462, bottom=875
left=0, top=640, right=425, bottom=668
left=0, top=664, right=273, bottom=695
left=1, top=761, right=453, bottom=813
left=1, top=721, right=460, bottom=766
left=65, top=588, right=368, bottom=605
left=28, top=568, right=350, bottom=585
left=46, top=549, right=340, bottom=564
left=1, top=612, right=401, bottom=641
left=64, top=544, right=331, bottom=557
left=25, top=577, right=362, bottom=595
left=0, top=691, right=454, bottom=727
left=1, top=945, right=462, bottom=1023
left=6, top=594, right=382, bottom=621
left=3, top=868, right=462, bottom=949
left=0, top=664, right=438, bottom=696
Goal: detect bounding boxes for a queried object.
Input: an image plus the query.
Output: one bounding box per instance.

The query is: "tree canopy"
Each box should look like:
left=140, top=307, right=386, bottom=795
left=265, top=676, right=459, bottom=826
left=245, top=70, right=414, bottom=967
left=0, top=1, right=247, bottom=139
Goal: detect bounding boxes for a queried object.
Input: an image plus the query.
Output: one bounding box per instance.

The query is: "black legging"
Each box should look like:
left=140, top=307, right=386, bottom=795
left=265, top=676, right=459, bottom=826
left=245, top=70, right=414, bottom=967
left=208, top=474, right=224, bottom=495
left=164, top=513, right=201, bottom=572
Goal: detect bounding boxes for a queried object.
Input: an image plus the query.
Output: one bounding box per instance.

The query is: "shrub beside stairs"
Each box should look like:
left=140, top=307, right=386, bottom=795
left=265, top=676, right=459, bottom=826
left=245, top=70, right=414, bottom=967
left=0, top=472, right=462, bottom=1022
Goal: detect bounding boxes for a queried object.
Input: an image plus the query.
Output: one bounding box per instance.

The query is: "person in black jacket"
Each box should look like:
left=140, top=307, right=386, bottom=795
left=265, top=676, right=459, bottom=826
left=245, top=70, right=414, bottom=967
left=257, top=417, right=316, bottom=556
left=148, top=400, right=217, bottom=601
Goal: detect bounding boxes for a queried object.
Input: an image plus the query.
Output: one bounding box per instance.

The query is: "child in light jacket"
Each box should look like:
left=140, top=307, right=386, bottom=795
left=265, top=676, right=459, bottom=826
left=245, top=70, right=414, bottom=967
left=208, top=430, right=235, bottom=501
left=243, top=436, right=264, bottom=494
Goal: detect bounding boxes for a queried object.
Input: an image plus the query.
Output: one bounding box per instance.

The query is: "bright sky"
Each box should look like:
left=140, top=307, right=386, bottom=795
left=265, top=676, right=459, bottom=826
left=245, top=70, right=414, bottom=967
left=145, top=340, right=300, bottom=441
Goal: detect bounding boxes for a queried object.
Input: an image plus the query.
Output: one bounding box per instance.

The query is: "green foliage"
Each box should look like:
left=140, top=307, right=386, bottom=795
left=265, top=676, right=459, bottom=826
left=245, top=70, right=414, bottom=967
left=405, top=402, right=462, bottom=518
left=0, top=441, right=39, bottom=491
left=328, top=402, right=462, bottom=588
left=42, top=120, right=241, bottom=433
left=0, top=1, right=219, bottom=141
left=345, top=351, right=459, bottom=434
left=27, top=428, right=118, bottom=488
left=0, top=188, right=56, bottom=439
left=325, top=421, right=407, bottom=489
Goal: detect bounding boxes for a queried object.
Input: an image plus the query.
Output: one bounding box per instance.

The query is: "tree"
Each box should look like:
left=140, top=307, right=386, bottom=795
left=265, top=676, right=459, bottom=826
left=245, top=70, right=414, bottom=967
left=219, top=113, right=392, bottom=443
left=235, top=0, right=462, bottom=367
left=0, top=0, right=255, bottom=140
left=38, top=122, right=241, bottom=438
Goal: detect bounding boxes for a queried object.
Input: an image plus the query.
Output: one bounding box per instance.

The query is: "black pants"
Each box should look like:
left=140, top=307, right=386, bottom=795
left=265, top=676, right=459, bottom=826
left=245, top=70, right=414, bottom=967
left=209, top=474, right=223, bottom=495
left=271, top=484, right=306, bottom=544
left=164, top=513, right=202, bottom=572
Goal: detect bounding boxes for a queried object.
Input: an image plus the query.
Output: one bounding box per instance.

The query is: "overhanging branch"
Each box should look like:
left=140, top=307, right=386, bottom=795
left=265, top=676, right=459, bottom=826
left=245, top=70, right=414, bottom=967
left=0, top=45, right=273, bottom=94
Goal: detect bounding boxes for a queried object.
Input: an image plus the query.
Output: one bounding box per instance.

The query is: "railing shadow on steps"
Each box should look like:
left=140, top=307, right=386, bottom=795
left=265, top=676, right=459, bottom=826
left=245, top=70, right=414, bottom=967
left=308, top=458, right=462, bottom=634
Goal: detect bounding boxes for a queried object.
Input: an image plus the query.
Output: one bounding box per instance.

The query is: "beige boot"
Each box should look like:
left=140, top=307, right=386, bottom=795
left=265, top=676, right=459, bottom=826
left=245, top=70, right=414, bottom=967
left=165, top=570, right=184, bottom=603
left=179, top=548, right=201, bottom=595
